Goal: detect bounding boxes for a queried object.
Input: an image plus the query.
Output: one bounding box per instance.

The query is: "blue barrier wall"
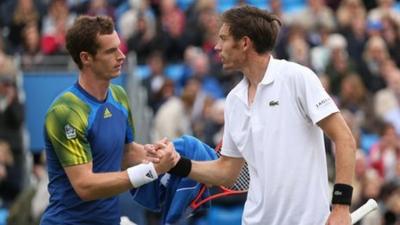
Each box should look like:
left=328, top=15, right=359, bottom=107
left=23, top=72, right=125, bottom=153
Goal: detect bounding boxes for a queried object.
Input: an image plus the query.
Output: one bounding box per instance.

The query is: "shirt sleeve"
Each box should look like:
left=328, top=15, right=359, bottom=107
left=220, top=95, right=243, bottom=158
left=295, top=67, right=339, bottom=124
left=45, top=105, right=92, bottom=166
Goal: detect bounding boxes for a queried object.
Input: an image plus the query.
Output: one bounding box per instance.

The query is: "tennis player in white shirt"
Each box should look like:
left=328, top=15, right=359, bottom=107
left=165, top=5, right=356, bottom=225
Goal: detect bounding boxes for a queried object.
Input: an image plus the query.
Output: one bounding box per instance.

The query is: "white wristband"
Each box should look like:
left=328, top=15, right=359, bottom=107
left=127, top=162, right=158, bottom=188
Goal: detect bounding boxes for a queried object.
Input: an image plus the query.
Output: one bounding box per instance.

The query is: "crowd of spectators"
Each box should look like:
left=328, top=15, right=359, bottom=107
left=0, top=0, right=399, bottom=224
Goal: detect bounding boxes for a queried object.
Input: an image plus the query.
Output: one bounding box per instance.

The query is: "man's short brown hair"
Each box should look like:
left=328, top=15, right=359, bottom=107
left=66, top=15, right=114, bottom=69
left=222, top=5, right=281, bottom=54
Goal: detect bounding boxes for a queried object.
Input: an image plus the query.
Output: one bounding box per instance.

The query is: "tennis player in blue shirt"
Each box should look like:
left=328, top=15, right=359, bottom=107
left=40, top=15, right=179, bottom=225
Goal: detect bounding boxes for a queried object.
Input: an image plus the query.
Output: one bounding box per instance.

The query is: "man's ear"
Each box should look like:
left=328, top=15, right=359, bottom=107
left=242, top=36, right=251, bottom=52
left=80, top=52, right=92, bottom=67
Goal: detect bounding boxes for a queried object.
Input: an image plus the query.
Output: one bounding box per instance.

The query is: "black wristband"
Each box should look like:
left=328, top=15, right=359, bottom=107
left=331, top=183, right=353, bottom=205
left=168, top=156, right=192, bottom=177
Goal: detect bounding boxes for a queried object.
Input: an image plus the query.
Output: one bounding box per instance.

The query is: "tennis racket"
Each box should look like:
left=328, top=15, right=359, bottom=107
left=190, top=142, right=250, bottom=210
left=351, top=198, right=378, bottom=224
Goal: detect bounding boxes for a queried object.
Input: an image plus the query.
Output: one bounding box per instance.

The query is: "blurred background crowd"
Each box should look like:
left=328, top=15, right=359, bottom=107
left=0, top=0, right=399, bottom=224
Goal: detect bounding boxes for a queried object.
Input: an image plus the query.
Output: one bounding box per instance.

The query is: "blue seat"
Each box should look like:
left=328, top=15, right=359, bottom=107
left=394, top=2, right=400, bottom=12
left=134, top=65, right=151, bottom=80
left=217, top=0, right=237, bottom=13
left=176, top=0, right=195, bottom=11
left=247, top=0, right=269, bottom=9
left=360, top=133, right=379, bottom=154
left=165, top=63, right=185, bottom=82
left=135, top=63, right=185, bottom=82
left=281, top=0, right=306, bottom=13
left=0, top=208, right=8, bottom=225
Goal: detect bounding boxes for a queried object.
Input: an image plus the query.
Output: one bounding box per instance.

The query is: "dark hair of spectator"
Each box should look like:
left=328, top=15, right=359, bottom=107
left=377, top=120, right=395, bottom=137
left=66, top=15, right=114, bottom=69
left=221, top=5, right=281, bottom=54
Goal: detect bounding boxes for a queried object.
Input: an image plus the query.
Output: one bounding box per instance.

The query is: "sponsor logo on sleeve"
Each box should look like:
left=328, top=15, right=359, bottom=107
left=65, top=124, right=77, bottom=139
left=315, top=98, right=331, bottom=108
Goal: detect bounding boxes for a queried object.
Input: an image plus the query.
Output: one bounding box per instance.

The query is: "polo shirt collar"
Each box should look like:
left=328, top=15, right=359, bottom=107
left=233, top=77, right=248, bottom=103
left=260, top=55, right=276, bottom=86
left=233, top=55, right=277, bottom=103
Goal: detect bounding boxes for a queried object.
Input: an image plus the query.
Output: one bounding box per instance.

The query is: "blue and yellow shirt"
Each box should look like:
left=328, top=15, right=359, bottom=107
left=40, top=83, right=135, bottom=225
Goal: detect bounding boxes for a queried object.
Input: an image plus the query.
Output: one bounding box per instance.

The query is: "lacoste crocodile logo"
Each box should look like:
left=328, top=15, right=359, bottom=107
left=269, top=100, right=279, bottom=106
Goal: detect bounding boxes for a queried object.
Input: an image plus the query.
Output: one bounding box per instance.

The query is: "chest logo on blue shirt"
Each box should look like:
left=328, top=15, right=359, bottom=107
left=104, top=107, right=112, bottom=119
left=65, top=124, right=77, bottom=139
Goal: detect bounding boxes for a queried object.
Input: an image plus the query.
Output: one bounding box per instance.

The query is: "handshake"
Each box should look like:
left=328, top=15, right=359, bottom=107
left=127, top=138, right=193, bottom=188
left=143, top=138, right=181, bottom=176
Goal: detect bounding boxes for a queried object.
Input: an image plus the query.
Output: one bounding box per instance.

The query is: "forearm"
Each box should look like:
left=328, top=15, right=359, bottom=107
left=188, top=157, right=244, bottom=187
left=318, top=113, right=356, bottom=185
left=318, top=113, right=356, bottom=210
left=190, top=161, right=227, bottom=186
left=329, top=141, right=355, bottom=224
left=66, top=160, right=159, bottom=201
left=331, top=133, right=356, bottom=210
left=74, top=171, right=132, bottom=201
left=334, top=137, right=356, bottom=185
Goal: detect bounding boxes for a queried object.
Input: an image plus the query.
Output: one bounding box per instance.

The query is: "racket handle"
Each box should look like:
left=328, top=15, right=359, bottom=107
left=351, top=199, right=378, bottom=224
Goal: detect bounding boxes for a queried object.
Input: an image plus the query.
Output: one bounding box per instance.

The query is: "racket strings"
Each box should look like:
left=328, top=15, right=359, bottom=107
left=229, top=163, right=250, bottom=191
left=215, top=146, right=250, bottom=192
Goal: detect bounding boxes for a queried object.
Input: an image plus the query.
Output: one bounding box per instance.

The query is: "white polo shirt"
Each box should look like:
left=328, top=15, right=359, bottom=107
left=221, top=56, right=339, bottom=225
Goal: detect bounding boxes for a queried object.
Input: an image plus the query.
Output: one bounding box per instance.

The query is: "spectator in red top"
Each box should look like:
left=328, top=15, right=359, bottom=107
left=41, top=0, right=76, bottom=54
left=369, top=121, right=400, bottom=182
